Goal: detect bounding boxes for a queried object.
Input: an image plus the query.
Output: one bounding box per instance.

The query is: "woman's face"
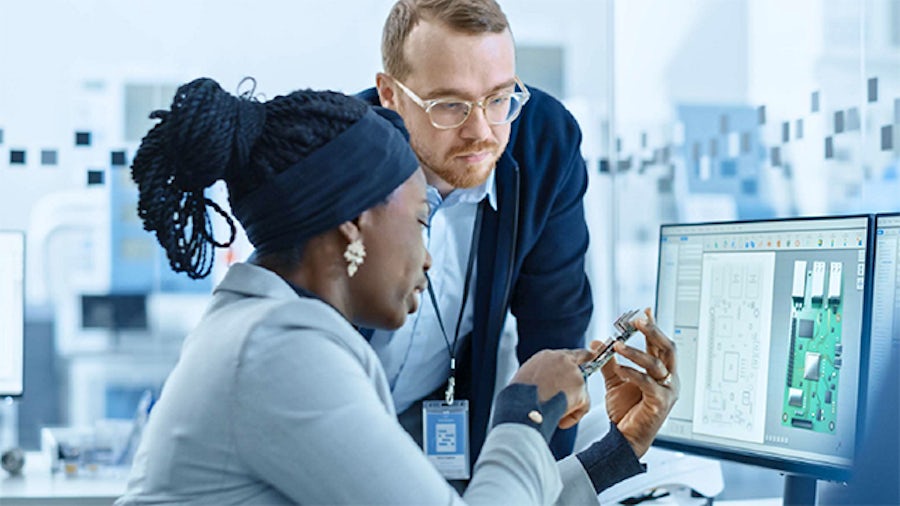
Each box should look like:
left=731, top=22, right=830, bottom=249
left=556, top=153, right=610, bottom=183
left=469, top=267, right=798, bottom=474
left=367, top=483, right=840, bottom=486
left=351, top=168, right=432, bottom=329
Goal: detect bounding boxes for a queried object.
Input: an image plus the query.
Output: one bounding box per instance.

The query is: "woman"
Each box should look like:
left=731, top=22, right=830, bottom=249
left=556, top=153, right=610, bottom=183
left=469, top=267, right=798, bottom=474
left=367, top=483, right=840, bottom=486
left=115, top=78, right=675, bottom=505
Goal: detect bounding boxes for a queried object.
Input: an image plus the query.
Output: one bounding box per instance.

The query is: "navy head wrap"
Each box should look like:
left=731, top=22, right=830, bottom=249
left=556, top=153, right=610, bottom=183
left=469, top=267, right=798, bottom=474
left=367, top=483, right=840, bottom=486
left=232, top=107, right=419, bottom=254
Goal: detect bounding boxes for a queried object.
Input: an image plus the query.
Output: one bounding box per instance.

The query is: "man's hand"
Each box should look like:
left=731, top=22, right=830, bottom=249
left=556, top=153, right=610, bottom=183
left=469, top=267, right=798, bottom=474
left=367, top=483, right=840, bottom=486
left=598, top=308, right=678, bottom=457
left=511, top=348, right=595, bottom=429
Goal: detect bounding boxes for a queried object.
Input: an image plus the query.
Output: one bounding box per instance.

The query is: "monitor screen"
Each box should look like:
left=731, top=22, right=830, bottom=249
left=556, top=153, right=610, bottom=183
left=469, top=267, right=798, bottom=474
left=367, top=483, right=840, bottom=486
left=871, top=213, right=900, bottom=393
left=654, top=215, right=873, bottom=481
left=81, top=294, right=148, bottom=331
left=0, top=231, right=25, bottom=397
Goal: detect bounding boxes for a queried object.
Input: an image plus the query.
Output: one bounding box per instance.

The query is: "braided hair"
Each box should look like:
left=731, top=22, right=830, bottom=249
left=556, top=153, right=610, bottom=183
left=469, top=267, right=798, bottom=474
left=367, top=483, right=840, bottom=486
left=131, top=78, right=368, bottom=279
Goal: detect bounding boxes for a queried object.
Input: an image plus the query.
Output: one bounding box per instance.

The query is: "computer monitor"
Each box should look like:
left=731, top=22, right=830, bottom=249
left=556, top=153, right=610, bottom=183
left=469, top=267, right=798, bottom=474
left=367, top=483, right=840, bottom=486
left=871, top=213, right=900, bottom=383
left=81, top=293, right=148, bottom=332
left=653, top=215, right=873, bottom=503
left=0, top=231, right=25, bottom=397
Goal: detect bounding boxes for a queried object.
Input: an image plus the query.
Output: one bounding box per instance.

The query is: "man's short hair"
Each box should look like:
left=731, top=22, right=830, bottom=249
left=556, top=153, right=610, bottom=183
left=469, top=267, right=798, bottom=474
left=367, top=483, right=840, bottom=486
left=382, top=0, right=510, bottom=80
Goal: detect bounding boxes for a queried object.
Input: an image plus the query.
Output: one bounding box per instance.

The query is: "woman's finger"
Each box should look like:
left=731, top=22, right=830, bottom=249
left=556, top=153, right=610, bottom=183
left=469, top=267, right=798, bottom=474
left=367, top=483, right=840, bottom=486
left=567, top=347, right=598, bottom=365
left=613, top=362, right=677, bottom=396
left=613, top=341, right=669, bottom=381
left=634, top=308, right=677, bottom=374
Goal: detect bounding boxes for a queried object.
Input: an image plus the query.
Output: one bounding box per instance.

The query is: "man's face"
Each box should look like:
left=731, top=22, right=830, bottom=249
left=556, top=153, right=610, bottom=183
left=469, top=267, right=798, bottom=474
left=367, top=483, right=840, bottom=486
left=384, top=21, right=516, bottom=191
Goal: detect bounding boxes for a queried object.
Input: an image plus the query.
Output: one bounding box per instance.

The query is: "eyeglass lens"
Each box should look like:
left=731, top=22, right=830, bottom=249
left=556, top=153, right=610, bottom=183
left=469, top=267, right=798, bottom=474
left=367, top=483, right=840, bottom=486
left=428, top=94, right=524, bottom=128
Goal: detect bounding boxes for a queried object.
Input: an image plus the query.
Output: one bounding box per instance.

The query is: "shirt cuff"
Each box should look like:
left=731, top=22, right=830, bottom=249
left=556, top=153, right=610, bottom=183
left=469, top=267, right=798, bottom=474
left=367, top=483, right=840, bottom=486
left=575, top=422, right=647, bottom=493
left=490, top=384, right=567, bottom=443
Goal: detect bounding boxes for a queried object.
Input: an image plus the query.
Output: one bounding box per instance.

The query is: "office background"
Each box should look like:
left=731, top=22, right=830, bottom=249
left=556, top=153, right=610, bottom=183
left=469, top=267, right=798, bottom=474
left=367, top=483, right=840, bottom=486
left=1, top=0, right=897, bottom=500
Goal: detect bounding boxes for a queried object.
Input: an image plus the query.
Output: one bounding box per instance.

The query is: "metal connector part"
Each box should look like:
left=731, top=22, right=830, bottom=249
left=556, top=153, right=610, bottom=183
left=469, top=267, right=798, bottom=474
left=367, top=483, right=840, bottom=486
left=579, top=309, right=642, bottom=378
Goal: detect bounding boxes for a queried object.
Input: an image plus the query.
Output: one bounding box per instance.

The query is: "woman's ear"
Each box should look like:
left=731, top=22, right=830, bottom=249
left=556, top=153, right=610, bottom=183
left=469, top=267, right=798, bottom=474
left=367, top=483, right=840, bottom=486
left=337, top=219, right=362, bottom=245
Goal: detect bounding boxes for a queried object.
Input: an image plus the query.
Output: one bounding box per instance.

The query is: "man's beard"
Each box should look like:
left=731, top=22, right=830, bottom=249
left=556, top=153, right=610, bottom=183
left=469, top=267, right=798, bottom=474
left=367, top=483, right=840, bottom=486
left=427, top=139, right=501, bottom=189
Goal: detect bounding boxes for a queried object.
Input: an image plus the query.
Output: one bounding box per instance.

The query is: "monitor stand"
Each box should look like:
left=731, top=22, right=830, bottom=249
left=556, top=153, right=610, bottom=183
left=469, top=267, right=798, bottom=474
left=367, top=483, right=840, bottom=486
left=1, top=396, right=20, bottom=453
left=783, top=474, right=816, bottom=506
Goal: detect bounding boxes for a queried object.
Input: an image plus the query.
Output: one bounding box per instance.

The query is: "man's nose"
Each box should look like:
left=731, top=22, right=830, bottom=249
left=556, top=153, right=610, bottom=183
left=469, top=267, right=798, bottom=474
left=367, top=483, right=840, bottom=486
left=458, top=103, right=493, bottom=140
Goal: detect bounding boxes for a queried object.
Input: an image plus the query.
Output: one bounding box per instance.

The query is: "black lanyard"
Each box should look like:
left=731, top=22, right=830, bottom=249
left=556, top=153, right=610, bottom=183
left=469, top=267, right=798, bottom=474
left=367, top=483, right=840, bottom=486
left=426, top=200, right=484, bottom=404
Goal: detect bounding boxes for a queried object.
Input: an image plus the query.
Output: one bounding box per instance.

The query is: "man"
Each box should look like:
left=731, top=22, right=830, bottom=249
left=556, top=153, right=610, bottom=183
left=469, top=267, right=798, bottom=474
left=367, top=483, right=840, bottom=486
left=358, top=0, right=663, bottom=469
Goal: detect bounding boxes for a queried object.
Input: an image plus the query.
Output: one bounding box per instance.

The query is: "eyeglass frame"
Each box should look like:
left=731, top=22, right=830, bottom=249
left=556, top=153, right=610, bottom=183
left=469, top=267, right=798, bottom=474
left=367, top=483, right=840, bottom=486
left=390, top=76, right=531, bottom=130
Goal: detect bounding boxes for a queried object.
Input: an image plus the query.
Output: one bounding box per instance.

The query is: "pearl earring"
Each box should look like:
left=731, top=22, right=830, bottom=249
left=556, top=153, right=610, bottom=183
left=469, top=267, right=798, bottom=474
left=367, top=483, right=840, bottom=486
left=343, top=238, right=366, bottom=277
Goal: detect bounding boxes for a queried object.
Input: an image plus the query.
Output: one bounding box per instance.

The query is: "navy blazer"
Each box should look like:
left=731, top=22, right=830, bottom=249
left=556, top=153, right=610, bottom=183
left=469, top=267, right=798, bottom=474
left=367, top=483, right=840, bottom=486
left=358, top=86, right=593, bottom=465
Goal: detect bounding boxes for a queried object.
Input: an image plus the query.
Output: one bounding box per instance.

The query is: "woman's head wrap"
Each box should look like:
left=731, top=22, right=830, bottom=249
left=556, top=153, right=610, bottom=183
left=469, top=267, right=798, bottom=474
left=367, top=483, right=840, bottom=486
left=233, top=107, right=418, bottom=254
left=130, top=77, right=418, bottom=279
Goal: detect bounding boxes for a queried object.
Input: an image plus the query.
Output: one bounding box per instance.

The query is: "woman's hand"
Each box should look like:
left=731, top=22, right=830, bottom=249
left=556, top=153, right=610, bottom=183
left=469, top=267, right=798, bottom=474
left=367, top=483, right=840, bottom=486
left=511, top=348, right=595, bottom=429
left=599, top=308, right=679, bottom=457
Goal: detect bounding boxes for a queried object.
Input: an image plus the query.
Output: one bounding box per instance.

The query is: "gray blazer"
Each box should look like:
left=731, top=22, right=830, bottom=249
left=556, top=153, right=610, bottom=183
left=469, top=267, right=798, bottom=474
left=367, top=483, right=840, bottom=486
left=115, top=263, right=597, bottom=505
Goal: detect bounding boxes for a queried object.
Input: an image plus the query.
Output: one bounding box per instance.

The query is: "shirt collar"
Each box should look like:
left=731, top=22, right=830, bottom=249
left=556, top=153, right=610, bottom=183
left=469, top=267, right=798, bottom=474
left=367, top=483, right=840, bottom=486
left=426, top=169, right=498, bottom=213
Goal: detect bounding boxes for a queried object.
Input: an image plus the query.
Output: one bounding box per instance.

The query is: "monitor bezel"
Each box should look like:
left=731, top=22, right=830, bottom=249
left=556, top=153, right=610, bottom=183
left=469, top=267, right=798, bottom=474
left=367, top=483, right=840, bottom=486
left=0, top=229, right=26, bottom=398
left=652, top=214, right=875, bottom=482
left=875, top=211, right=900, bottom=229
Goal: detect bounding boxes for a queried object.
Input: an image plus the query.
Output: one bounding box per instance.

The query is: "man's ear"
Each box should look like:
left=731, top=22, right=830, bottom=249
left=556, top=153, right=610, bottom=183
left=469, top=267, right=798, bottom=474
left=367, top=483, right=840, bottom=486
left=376, top=73, right=398, bottom=110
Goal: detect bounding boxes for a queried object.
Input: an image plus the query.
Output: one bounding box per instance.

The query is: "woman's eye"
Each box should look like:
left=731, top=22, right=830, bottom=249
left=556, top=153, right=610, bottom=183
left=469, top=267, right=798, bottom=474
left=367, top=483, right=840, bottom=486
left=418, top=218, right=430, bottom=229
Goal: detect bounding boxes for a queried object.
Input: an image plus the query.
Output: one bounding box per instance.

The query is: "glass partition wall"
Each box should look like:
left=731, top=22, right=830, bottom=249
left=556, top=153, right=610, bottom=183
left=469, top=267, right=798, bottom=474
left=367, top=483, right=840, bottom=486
left=610, top=0, right=899, bottom=317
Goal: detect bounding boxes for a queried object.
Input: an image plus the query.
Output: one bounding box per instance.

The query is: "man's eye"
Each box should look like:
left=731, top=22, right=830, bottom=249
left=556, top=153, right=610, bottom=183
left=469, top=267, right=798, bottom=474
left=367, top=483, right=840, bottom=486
left=434, top=102, right=466, bottom=112
left=488, top=95, right=511, bottom=107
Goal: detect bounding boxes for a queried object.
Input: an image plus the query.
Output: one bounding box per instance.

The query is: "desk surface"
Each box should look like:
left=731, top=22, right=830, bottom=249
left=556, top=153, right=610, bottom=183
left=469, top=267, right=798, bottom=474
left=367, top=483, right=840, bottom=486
left=0, top=452, right=127, bottom=506
left=640, top=486, right=781, bottom=506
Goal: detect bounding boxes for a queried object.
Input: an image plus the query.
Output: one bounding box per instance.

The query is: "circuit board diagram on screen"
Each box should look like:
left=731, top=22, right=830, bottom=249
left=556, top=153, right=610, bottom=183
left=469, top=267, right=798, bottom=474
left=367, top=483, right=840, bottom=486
left=694, top=251, right=775, bottom=444
left=783, top=260, right=843, bottom=433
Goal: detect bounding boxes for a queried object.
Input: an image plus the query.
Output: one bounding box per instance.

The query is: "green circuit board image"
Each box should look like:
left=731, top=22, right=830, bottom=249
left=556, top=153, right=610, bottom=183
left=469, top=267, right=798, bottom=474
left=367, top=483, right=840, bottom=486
left=782, top=261, right=843, bottom=434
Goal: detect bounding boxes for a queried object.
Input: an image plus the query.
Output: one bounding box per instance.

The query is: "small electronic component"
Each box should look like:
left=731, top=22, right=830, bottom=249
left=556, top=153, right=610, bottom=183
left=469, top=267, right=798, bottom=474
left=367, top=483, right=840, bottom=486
left=579, top=309, right=641, bottom=378
left=797, top=318, right=814, bottom=339
left=792, top=260, right=807, bottom=303
left=811, top=261, right=826, bottom=301
left=789, top=388, right=804, bottom=407
left=828, top=262, right=842, bottom=302
left=804, top=352, right=821, bottom=381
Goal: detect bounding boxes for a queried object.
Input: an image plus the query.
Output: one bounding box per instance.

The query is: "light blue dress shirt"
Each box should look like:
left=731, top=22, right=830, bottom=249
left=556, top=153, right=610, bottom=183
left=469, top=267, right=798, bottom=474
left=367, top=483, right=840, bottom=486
left=370, top=171, right=498, bottom=413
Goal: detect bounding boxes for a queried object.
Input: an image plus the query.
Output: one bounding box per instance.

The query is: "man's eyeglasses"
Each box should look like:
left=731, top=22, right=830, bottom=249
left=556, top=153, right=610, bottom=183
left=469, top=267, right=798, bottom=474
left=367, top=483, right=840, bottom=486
left=391, top=77, right=530, bottom=130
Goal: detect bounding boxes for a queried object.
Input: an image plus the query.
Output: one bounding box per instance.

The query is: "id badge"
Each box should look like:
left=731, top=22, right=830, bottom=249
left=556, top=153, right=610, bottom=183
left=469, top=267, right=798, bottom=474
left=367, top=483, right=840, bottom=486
left=422, top=400, right=471, bottom=480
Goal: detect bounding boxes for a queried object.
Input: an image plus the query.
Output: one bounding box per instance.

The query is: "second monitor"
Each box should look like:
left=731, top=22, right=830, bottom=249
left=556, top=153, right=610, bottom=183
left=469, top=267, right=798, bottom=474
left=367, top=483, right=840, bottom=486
left=654, top=215, right=873, bottom=488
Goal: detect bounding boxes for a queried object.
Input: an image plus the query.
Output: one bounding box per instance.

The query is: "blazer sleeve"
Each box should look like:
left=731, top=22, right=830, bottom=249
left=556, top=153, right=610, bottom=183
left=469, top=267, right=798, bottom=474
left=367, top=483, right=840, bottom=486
left=511, top=140, right=592, bottom=358
left=231, top=325, right=565, bottom=505
left=509, top=98, right=593, bottom=459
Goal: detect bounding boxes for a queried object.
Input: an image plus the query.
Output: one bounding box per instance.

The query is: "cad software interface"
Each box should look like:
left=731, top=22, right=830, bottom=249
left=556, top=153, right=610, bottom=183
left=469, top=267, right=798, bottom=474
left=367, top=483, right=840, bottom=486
left=0, top=232, right=24, bottom=396
left=655, top=217, right=870, bottom=469
left=870, top=214, right=900, bottom=390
